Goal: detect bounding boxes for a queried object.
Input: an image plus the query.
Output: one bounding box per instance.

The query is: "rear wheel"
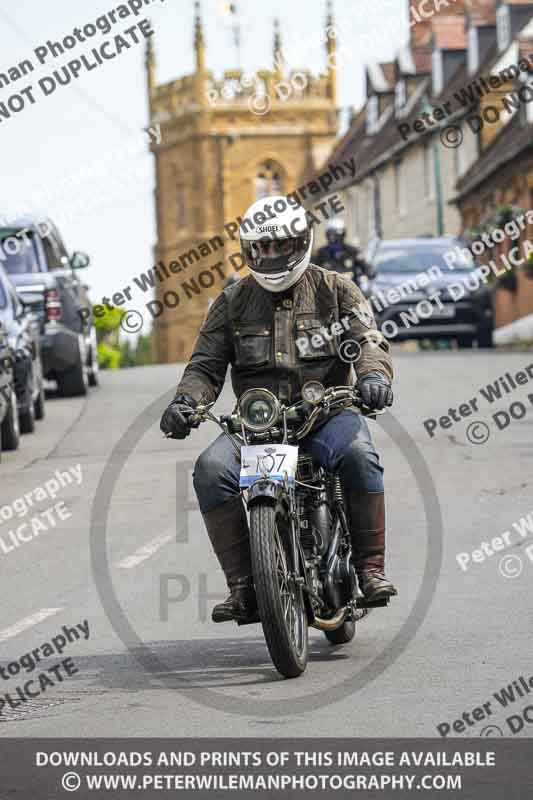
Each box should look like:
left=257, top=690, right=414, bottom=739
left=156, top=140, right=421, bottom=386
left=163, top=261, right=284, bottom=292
left=1, top=390, right=20, bottom=451
left=57, top=339, right=88, bottom=398
left=34, top=380, right=45, bottom=420
left=324, top=620, right=356, bottom=645
left=19, top=397, right=35, bottom=434
left=250, top=502, right=308, bottom=678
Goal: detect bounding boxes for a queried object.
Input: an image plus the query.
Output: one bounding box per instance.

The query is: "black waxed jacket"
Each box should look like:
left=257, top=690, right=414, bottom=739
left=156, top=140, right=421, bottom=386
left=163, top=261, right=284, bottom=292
left=176, top=264, right=393, bottom=406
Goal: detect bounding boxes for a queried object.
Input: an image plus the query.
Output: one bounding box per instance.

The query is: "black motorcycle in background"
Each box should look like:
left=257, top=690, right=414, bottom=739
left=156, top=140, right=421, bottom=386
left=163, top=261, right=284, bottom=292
left=184, top=382, right=387, bottom=679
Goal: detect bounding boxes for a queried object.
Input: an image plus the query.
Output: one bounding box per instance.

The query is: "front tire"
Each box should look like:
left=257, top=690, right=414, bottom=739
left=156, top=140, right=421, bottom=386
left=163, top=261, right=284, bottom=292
left=250, top=502, right=308, bottom=678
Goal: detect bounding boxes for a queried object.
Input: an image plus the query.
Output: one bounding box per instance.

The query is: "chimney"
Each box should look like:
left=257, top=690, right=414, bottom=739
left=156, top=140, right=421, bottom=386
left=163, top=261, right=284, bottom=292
left=409, top=0, right=467, bottom=52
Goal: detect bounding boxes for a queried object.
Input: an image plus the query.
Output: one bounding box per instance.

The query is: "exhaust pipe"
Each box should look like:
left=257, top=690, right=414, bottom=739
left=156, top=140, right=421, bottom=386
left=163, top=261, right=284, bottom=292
left=312, top=606, right=349, bottom=631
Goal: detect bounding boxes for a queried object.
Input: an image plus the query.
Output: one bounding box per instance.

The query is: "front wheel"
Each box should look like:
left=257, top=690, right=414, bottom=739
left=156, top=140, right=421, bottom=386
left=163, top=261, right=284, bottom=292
left=250, top=502, right=308, bottom=678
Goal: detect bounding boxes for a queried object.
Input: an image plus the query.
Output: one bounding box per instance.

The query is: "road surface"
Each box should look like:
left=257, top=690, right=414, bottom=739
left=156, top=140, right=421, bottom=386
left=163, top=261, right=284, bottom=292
left=1, top=351, right=532, bottom=739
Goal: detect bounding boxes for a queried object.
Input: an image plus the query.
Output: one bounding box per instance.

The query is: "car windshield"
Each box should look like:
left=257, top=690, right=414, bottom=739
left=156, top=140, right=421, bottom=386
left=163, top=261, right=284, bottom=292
left=373, top=242, right=474, bottom=274
left=0, top=228, right=40, bottom=275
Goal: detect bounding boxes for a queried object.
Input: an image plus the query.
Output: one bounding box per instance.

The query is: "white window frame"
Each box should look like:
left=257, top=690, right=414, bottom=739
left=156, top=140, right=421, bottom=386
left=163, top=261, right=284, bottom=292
left=468, top=25, right=479, bottom=74
left=432, top=50, right=444, bottom=96
left=366, top=181, right=375, bottom=237
left=497, top=5, right=511, bottom=52
left=395, top=80, right=406, bottom=114
left=366, top=95, right=379, bottom=134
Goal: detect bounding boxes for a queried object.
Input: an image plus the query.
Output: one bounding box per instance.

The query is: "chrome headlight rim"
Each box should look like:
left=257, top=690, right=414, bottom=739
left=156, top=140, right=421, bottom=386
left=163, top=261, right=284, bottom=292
left=239, top=388, right=280, bottom=433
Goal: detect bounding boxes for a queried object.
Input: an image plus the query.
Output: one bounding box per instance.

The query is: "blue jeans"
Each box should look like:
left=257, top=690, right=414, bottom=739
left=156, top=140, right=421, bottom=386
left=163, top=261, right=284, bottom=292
left=193, top=410, right=384, bottom=513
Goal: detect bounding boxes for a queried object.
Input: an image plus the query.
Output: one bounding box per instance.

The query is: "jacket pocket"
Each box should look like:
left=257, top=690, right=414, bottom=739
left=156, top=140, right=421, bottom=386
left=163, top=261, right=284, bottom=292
left=234, top=325, right=271, bottom=367
left=294, top=316, right=336, bottom=360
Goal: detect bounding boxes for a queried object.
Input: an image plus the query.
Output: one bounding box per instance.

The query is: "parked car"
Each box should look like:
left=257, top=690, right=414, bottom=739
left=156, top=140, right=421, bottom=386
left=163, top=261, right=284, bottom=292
left=366, top=237, right=494, bottom=348
left=0, top=215, right=98, bottom=396
left=0, top=319, right=20, bottom=454
left=0, top=263, right=45, bottom=433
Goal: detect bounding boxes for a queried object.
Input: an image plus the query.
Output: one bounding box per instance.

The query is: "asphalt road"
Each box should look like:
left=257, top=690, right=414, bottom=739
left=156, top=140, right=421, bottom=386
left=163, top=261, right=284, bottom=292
left=1, top=350, right=532, bottom=739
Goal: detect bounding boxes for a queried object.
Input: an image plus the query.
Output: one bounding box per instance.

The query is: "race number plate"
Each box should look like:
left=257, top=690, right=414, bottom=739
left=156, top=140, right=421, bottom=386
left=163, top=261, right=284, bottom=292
left=239, top=444, right=299, bottom=488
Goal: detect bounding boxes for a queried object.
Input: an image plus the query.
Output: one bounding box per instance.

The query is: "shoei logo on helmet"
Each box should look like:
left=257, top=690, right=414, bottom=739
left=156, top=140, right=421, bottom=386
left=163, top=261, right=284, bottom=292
left=257, top=226, right=279, bottom=233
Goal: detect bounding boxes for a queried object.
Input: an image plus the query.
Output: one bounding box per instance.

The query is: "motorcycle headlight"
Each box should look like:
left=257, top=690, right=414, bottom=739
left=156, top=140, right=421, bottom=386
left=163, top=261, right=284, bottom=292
left=239, top=388, right=280, bottom=433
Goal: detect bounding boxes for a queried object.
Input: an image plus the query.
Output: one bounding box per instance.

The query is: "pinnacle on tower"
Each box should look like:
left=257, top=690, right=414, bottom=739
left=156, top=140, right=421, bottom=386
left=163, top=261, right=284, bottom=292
left=325, top=0, right=337, bottom=104
left=145, top=25, right=156, bottom=111
left=273, top=18, right=284, bottom=78
left=194, top=0, right=206, bottom=74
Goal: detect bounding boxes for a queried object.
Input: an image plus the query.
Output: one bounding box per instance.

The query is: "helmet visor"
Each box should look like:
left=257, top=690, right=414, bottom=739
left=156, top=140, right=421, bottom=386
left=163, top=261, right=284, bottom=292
left=242, top=232, right=310, bottom=275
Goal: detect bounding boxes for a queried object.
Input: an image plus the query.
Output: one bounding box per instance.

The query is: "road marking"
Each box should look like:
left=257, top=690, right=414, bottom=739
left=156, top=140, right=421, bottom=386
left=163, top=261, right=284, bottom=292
left=116, top=532, right=174, bottom=569
left=0, top=608, right=63, bottom=643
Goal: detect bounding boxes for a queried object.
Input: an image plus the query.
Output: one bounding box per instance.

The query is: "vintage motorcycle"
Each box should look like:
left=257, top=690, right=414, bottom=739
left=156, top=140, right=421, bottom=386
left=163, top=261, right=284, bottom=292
left=187, top=382, right=387, bottom=679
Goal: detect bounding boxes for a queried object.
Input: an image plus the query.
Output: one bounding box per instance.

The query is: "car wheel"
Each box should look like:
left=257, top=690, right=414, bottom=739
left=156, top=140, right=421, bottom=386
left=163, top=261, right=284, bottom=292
left=19, top=397, right=36, bottom=434
left=57, top=339, right=88, bottom=398
left=88, top=346, right=99, bottom=388
left=34, top=380, right=46, bottom=420
left=1, top=389, right=20, bottom=451
left=457, top=336, right=474, bottom=349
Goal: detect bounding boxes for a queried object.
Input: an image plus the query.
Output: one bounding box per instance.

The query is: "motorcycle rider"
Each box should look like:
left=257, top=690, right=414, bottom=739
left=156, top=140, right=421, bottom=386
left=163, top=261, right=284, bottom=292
left=161, top=196, right=397, bottom=624
left=315, top=218, right=375, bottom=289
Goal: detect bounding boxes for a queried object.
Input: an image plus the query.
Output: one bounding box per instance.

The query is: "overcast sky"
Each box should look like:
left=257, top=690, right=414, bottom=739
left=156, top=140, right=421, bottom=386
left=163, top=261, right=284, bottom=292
left=0, top=0, right=408, bottom=328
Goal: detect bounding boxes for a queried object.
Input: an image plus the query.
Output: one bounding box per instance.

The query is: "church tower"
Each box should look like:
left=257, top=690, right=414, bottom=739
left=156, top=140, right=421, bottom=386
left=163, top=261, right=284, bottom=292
left=147, top=2, right=339, bottom=362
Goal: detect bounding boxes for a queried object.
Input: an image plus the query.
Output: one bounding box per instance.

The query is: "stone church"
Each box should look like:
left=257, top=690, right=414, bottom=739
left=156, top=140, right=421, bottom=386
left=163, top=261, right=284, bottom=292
left=147, top=1, right=339, bottom=362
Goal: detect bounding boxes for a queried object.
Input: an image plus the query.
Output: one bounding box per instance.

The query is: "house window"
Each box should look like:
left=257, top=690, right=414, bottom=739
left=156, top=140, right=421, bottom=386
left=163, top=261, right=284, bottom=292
left=423, top=141, right=434, bottom=198
left=395, top=80, right=406, bottom=114
left=468, top=25, right=479, bottom=74
left=366, top=95, right=379, bottom=134
left=497, top=5, right=511, bottom=52
left=432, top=50, right=444, bottom=95
left=255, top=161, right=283, bottom=199
left=394, top=160, right=406, bottom=215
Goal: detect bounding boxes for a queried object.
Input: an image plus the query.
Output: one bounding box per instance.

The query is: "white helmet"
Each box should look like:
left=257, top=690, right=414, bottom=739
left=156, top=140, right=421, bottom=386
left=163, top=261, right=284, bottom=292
left=326, top=217, right=346, bottom=242
left=240, top=195, right=313, bottom=292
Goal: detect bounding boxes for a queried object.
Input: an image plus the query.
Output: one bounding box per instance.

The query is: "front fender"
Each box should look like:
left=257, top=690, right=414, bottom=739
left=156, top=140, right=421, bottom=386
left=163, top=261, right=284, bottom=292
left=246, top=479, right=283, bottom=508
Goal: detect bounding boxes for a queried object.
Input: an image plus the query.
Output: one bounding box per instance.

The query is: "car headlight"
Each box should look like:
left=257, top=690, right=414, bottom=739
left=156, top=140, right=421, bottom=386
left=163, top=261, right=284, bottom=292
left=239, top=388, right=280, bottom=433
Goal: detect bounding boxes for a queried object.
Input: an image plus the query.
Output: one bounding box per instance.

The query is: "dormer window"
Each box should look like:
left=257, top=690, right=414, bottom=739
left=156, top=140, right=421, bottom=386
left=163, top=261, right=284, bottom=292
left=432, top=50, right=444, bottom=95
left=468, top=25, right=479, bottom=74
left=395, top=80, right=406, bottom=113
left=497, top=5, right=511, bottom=51
left=366, top=95, right=379, bottom=134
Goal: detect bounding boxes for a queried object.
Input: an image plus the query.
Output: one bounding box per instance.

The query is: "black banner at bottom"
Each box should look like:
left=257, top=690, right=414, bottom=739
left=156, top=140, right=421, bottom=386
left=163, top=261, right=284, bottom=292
left=0, top=738, right=530, bottom=799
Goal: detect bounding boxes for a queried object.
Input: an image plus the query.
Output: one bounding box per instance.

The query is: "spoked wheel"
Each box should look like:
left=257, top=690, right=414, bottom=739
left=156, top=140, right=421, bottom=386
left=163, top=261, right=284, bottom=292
left=250, top=502, right=308, bottom=678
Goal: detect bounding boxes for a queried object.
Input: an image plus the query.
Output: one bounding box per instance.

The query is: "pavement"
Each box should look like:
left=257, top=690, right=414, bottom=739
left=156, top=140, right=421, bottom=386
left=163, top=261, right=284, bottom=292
left=0, top=350, right=532, bottom=739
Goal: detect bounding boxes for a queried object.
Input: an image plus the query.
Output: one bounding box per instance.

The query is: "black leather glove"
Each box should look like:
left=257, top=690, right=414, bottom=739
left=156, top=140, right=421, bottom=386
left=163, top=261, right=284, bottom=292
left=160, top=394, right=198, bottom=439
left=358, top=371, right=393, bottom=411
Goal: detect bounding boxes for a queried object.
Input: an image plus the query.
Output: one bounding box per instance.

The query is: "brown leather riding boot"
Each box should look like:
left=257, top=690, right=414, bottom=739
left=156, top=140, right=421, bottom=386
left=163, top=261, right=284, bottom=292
left=201, top=496, right=258, bottom=623
left=346, top=490, right=397, bottom=603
